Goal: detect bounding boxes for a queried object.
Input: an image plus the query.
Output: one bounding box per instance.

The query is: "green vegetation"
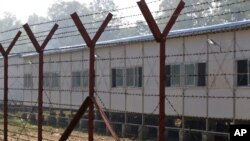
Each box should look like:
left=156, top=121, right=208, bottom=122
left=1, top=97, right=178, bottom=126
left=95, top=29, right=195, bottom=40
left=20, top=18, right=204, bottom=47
left=0, top=0, right=250, bottom=52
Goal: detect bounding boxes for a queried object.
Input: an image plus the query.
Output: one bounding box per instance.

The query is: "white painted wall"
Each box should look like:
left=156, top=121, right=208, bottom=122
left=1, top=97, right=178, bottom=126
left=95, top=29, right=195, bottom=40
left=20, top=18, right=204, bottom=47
left=1, top=28, right=250, bottom=120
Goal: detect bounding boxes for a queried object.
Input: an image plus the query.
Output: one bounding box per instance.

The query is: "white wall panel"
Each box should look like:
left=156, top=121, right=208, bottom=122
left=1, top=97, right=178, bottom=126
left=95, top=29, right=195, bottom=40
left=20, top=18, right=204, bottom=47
left=184, top=89, right=207, bottom=117
left=208, top=89, right=233, bottom=118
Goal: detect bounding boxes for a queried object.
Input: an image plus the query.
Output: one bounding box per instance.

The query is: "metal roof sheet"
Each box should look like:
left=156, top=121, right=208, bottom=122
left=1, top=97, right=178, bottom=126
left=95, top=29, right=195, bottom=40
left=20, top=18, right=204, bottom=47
left=22, top=20, right=250, bottom=57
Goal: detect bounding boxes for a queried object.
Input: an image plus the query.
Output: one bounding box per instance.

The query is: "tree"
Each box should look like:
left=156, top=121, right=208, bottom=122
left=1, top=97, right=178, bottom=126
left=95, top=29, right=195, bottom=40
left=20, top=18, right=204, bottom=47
left=46, top=0, right=151, bottom=45
left=48, top=1, right=91, bottom=20
left=89, top=0, right=124, bottom=41
left=116, top=20, right=150, bottom=39
left=47, top=1, right=93, bottom=47
left=157, top=0, right=250, bottom=30
left=214, top=0, right=250, bottom=22
left=0, top=12, right=21, bottom=31
left=0, top=12, right=22, bottom=52
left=89, top=0, right=118, bottom=20
left=25, top=14, right=59, bottom=51
left=157, top=0, right=208, bottom=30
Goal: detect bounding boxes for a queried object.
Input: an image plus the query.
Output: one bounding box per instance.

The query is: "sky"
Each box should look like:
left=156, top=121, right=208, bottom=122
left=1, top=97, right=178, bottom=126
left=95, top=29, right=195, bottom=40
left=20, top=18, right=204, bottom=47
left=0, top=0, right=160, bottom=23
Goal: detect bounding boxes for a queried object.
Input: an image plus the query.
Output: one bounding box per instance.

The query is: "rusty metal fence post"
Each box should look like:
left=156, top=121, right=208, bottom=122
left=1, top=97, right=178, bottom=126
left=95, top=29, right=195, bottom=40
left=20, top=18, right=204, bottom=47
left=23, top=23, right=58, bottom=141
left=137, top=0, right=185, bottom=140
left=59, top=12, right=120, bottom=141
left=71, top=12, right=113, bottom=141
left=0, top=31, right=22, bottom=141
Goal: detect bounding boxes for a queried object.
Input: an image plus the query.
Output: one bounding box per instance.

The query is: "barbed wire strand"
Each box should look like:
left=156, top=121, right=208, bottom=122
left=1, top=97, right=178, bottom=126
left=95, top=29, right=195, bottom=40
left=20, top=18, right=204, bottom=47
left=0, top=0, right=247, bottom=44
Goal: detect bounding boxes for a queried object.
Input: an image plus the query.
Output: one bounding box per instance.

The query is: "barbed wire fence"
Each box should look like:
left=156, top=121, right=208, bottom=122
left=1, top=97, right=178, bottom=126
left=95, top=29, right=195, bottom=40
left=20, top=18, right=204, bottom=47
left=0, top=0, right=250, bottom=140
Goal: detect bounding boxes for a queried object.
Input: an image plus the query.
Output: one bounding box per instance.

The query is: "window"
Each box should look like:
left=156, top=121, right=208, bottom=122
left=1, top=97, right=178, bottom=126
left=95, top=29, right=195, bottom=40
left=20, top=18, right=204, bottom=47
left=171, top=65, right=181, bottom=86
left=51, top=73, right=60, bottom=87
left=237, top=60, right=248, bottom=86
left=71, top=70, right=90, bottom=88
left=72, top=71, right=81, bottom=87
left=166, top=63, right=206, bottom=87
left=82, top=70, right=89, bottom=87
left=44, top=73, right=50, bottom=87
left=166, top=65, right=181, bottom=87
left=112, top=67, right=142, bottom=88
left=112, top=68, right=124, bottom=87
left=197, top=63, right=206, bottom=86
left=185, top=63, right=206, bottom=86
left=43, top=72, right=60, bottom=88
left=24, top=74, right=33, bottom=88
left=185, top=64, right=195, bottom=86
left=126, top=67, right=142, bottom=87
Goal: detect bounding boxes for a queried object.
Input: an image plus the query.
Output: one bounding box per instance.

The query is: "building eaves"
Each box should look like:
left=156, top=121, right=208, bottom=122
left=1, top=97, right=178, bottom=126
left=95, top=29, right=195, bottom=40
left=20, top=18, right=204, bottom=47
left=21, top=20, right=250, bottom=57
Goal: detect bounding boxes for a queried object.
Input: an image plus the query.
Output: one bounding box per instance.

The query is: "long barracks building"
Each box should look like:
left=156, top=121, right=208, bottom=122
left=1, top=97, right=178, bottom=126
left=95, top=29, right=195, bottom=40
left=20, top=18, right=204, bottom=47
left=1, top=20, right=250, bottom=141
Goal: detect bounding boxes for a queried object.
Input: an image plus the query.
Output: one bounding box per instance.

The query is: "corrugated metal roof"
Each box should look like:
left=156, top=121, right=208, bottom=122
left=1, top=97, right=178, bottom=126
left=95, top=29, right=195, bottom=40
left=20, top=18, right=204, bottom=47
left=22, top=20, right=250, bottom=57
left=99, top=20, right=250, bottom=44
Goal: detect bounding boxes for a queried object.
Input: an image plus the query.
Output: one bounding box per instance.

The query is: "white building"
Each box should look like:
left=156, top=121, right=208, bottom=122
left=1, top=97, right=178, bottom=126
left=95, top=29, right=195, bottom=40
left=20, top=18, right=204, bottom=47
left=1, top=20, right=250, bottom=141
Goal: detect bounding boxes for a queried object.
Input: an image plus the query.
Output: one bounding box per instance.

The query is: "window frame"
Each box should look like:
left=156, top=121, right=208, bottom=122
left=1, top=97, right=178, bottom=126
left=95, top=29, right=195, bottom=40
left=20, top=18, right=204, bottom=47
left=111, top=68, right=125, bottom=88
left=43, top=72, right=51, bottom=88
left=43, top=72, right=60, bottom=88
left=51, top=72, right=60, bottom=88
left=185, top=63, right=196, bottom=86
left=24, top=73, right=33, bottom=88
left=166, top=62, right=207, bottom=87
left=165, top=64, right=181, bottom=87
left=237, top=59, right=249, bottom=86
left=126, top=67, right=143, bottom=88
left=197, top=62, right=207, bottom=87
left=249, top=60, right=250, bottom=85
left=82, top=70, right=89, bottom=88
left=126, top=68, right=134, bottom=87
left=111, top=67, right=143, bottom=88
left=72, top=71, right=82, bottom=88
left=171, top=64, right=181, bottom=87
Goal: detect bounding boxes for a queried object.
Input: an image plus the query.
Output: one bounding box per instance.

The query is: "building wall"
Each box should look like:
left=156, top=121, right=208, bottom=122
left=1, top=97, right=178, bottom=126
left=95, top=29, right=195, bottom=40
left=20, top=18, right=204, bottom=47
left=0, top=56, right=24, bottom=104
left=2, top=28, right=250, bottom=120
left=235, top=30, right=250, bottom=120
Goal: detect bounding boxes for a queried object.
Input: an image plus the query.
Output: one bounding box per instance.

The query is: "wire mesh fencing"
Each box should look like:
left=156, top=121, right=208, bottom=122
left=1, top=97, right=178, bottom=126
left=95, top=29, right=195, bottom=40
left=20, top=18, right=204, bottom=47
left=0, top=0, right=250, bottom=140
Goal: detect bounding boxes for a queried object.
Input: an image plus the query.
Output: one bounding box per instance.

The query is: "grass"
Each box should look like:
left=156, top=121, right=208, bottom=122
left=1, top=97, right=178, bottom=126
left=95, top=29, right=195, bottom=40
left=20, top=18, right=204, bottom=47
left=0, top=112, right=132, bottom=141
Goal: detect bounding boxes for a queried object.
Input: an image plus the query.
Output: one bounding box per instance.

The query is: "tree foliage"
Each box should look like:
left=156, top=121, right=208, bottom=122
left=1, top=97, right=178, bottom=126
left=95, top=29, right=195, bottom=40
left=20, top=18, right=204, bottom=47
left=47, top=1, right=92, bottom=47
left=158, top=0, right=250, bottom=30
left=1, top=0, right=250, bottom=52
left=0, top=12, right=21, bottom=31
left=0, top=12, right=22, bottom=52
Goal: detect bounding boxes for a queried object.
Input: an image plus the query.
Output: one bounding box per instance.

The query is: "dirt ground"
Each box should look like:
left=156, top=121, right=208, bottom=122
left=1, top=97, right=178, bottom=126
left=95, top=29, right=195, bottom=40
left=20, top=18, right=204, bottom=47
left=0, top=127, right=132, bottom=141
left=0, top=112, right=133, bottom=141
